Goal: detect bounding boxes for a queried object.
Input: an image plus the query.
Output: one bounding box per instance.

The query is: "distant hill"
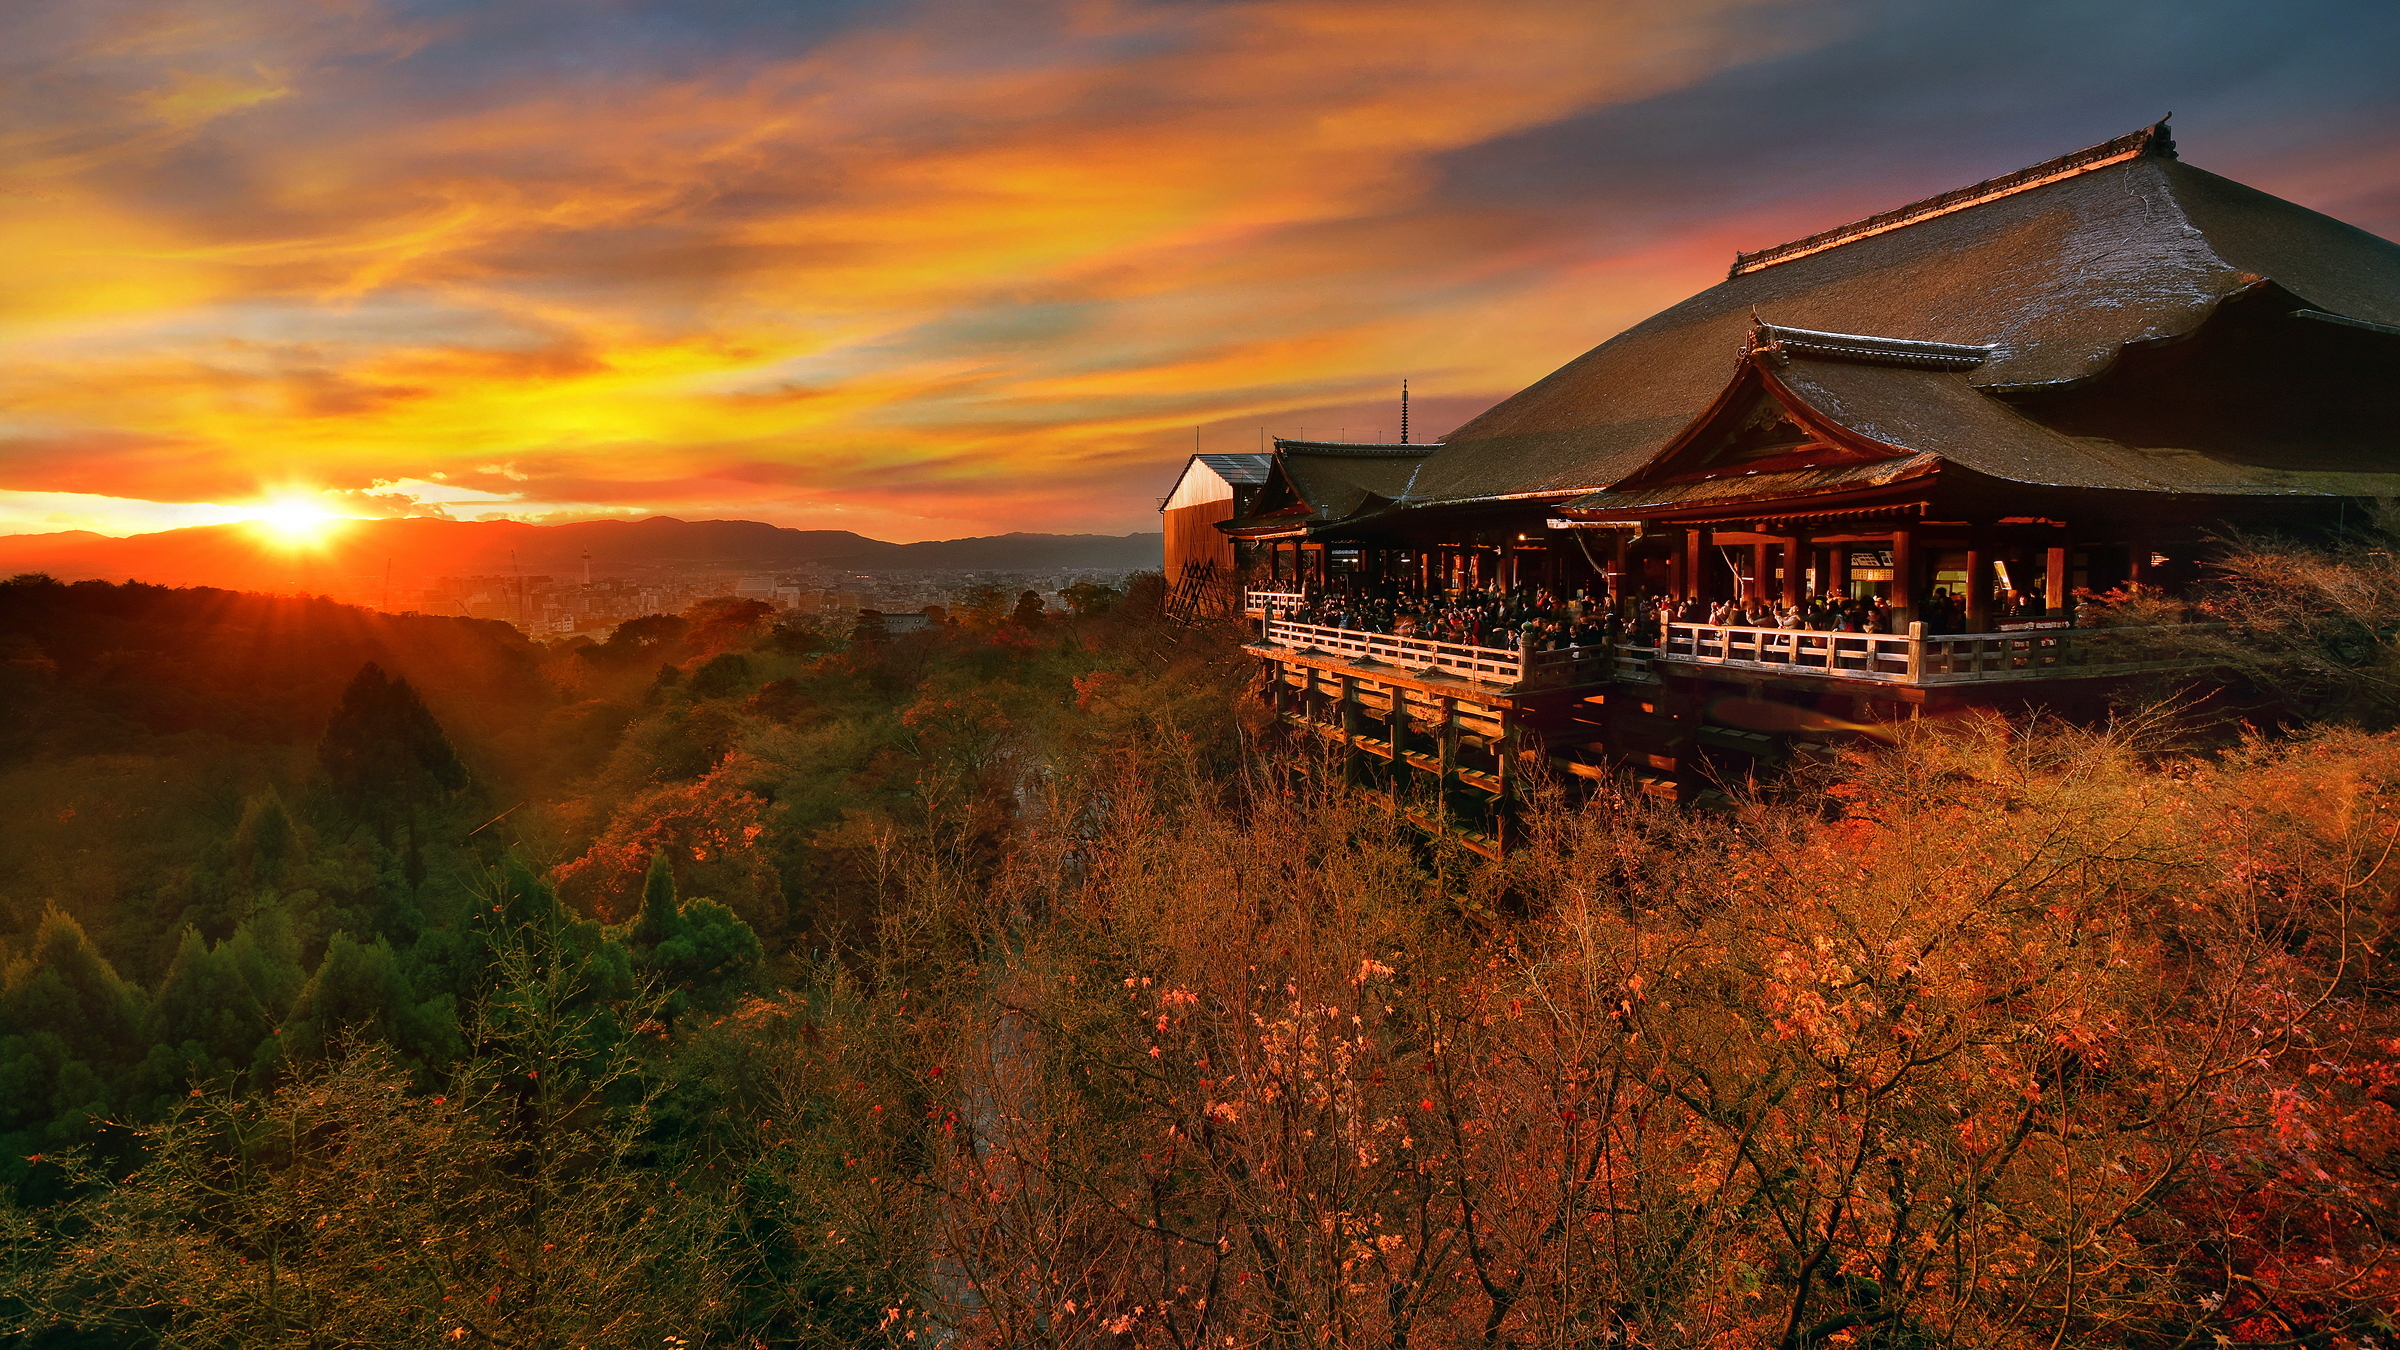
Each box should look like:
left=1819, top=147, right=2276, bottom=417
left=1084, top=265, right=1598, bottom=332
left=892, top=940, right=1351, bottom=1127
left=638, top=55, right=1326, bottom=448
left=852, top=532, right=1166, bottom=570
left=0, top=516, right=1162, bottom=599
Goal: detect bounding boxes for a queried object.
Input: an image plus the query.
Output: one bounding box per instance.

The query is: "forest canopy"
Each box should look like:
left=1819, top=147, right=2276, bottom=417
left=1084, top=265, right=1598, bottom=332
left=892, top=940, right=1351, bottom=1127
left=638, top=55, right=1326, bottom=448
left=1, top=557, right=2396, bottom=1349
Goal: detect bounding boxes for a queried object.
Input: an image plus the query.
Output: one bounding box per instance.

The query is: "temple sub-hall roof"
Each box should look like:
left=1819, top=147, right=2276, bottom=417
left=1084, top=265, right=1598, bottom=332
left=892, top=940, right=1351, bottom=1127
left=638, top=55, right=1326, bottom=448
left=1220, top=440, right=1434, bottom=535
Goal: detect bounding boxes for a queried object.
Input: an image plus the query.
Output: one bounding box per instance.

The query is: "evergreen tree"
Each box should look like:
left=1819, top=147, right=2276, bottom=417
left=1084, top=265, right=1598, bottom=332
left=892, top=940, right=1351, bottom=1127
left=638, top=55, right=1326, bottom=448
left=0, top=909, right=148, bottom=1159
left=493, top=853, right=565, bottom=937
left=132, top=917, right=306, bottom=1112
left=634, top=851, right=680, bottom=947
left=472, top=856, right=639, bottom=1064
left=1010, top=589, right=1046, bottom=627
left=618, top=853, right=760, bottom=1016
left=316, top=663, right=469, bottom=827
left=230, top=785, right=303, bottom=891
left=276, top=934, right=462, bottom=1074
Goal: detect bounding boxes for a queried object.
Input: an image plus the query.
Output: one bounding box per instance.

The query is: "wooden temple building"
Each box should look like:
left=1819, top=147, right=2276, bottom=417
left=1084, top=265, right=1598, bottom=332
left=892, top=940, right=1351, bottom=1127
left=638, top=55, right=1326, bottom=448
left=1156, top=122, right=2400, bottom=852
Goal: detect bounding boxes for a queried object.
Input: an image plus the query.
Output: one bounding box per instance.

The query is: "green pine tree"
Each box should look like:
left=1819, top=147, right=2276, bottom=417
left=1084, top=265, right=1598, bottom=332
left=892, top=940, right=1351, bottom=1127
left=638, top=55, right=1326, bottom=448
left=0, top=909, right=149, bottom=1160
left=316, top=663, right=470, bottom=828
left=275, top=934, right=463, bottom=1076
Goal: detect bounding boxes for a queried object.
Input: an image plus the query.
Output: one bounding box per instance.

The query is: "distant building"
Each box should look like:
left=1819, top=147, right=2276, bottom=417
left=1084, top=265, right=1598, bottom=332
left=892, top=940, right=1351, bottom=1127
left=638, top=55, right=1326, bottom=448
left=1159, top=453, right=1272, bottom=580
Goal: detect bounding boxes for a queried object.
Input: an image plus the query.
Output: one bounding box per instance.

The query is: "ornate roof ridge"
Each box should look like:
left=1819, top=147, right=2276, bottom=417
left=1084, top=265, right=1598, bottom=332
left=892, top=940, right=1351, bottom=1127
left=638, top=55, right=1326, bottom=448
left=1729, top=119, right=2177, bottom=279
left=1750, top=320, right=1989, bottom=371
left=1271, top=439, right=1438, bottom=457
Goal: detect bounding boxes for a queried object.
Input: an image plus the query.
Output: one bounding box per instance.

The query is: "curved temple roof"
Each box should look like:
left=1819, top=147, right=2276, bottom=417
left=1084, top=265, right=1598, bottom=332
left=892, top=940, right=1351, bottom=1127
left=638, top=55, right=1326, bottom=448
left=1397, top=123, right=2400, bottom=511
left=1218, top=439, right=1436, bottom=537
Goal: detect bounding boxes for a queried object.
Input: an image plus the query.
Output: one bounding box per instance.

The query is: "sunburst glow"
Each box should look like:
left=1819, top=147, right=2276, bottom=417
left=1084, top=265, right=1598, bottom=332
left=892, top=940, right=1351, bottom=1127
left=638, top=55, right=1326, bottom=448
left=247, top=496, right=346, bottom=546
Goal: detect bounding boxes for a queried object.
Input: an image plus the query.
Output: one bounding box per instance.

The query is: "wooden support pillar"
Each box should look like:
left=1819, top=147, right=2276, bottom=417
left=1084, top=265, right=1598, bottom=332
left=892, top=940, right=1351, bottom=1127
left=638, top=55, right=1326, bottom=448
left=1438, top=696, right=1459, bottom=835
left=2046, top=544, right=2069, bottom=618
left=1825, top=542, right=1847, bottom=598
left=1493, top=707, right=1514, bottom=854
left=1609, top=531, right=1629, bottom=605
left=1782, top=537, right=1805, bottom=605
left=1890, top=528, right=1917, bottom=630
left=1339, top=675, right=1361, bottom=784
left=1965, top=537, right=1992, bottom=633
left=2127, top=531, right=2152, bottom=588
left=1686, top=529, right=1707, bottom=604
left=1749, top=542, right=1769, bottom=607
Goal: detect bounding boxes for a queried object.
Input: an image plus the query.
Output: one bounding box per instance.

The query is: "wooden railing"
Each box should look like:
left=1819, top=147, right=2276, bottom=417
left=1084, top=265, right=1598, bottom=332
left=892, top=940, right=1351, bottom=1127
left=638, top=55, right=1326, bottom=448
left=1656, top=621, right=2216, bottom=685
left=1250, top=595, right=2214, bottom=689
left=1258, top=615, right=1612, bottom=688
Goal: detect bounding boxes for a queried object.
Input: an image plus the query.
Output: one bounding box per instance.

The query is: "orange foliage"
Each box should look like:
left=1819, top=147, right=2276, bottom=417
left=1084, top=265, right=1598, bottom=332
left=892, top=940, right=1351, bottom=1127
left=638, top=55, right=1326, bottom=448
left=551, top=758, right=778, bottom=929
left=823, top=715, right=2400, bottom=1348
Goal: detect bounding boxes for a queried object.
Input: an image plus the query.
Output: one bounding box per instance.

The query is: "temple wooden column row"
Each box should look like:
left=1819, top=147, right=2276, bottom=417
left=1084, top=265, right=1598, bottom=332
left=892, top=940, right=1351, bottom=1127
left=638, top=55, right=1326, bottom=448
left=1609, top=520, right=2093, bottom=627
left=1255, top=537, right=1612, bottom=598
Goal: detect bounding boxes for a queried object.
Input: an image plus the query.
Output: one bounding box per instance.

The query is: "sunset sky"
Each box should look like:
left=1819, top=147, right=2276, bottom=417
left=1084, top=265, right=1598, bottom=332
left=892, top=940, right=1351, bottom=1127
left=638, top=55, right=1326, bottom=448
left=5, top=0, right=2397, bottom=541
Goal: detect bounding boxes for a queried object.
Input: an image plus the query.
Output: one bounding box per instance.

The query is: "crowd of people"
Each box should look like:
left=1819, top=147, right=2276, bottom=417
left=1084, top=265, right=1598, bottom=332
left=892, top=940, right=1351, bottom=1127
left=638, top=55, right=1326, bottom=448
left=1649, top=593, right=1899, bottom=635
left=1263, top=581, right=2062, bottom=649
left=1270, top=585, right=1618, bottom=651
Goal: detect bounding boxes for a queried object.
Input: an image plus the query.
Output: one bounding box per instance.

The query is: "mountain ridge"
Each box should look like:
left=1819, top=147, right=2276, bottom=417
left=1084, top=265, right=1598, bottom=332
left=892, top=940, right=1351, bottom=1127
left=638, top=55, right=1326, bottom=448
left=0, top=515, right=1163, bottom=597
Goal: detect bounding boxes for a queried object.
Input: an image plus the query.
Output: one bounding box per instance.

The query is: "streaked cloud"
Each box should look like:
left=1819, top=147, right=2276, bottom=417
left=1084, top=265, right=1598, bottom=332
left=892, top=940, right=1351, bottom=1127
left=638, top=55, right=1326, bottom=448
left=1, top=0, right=2395, bottom=538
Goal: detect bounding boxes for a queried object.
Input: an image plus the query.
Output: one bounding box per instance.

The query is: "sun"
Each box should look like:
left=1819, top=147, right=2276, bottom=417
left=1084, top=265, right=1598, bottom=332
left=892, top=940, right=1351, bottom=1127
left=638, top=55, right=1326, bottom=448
left=246, top=495, right=349, bottom=546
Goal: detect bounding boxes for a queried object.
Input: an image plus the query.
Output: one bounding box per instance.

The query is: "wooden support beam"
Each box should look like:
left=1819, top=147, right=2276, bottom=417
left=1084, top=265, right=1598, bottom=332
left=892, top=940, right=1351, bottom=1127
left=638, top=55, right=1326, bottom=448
left=1890, top=527, right=1917, bottom=629
left=1340, top=674, right=1360, bottom=784
left=1965, top=538, right=1991, bottom=633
